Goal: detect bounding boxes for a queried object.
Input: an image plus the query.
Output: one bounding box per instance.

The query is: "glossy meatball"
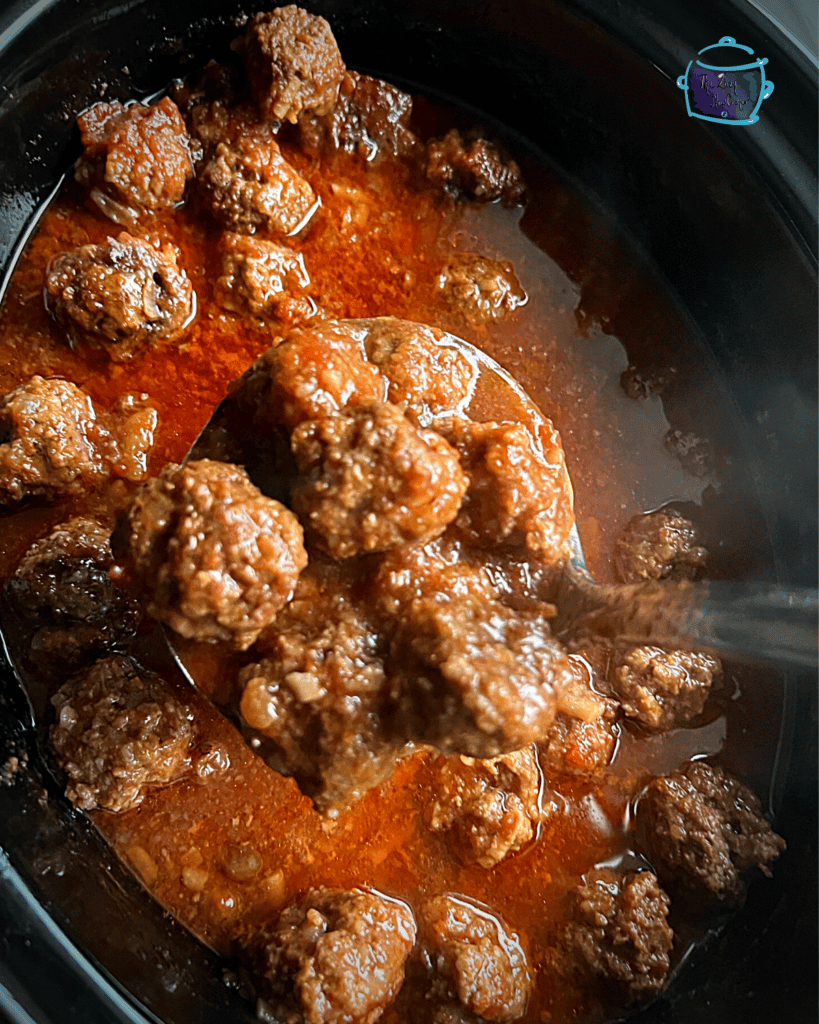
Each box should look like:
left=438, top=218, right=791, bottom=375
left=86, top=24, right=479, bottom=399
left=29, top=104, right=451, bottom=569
left=122, top=459, right=307, bottom=649
left=437, top=253, right=527, bottom=326
left=614, top=509, right=707, bottom=583
left=215, top=231, right=312, bottom=320
left=612, top=645, right=720, bottom=731
left=425, top=129, right=526, bottom=206
left=45, top=232, right=193, bottom=360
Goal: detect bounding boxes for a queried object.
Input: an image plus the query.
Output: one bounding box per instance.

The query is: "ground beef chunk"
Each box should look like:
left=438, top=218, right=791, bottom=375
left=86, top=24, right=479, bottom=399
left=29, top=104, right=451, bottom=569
left=363, top=317, right=478, bottom=427
left=560, top=868, right=673, bottom=1004
left=45, top=232, right=193, bottom=361
left=199, top=123, right=316, bottom=234
left=614, top=510, right=707, bottom=584
left=427, top=747, right=543, bottom=867
left=230, top=321, right=386, bottom=433
left=215, top=232, right=312, bottom=321
left=237, top=563, right=406, bottom=816
left=249, top=887, right=416, bottom=1024
left=423, top=895, right=531, bottom=1022
left=50, top=655, right=194, bottom=813
left=74, top=97, right=194, bottom=221
left=437, top=254, right=526, bottom=327
left=291, top=401, right=468, bottom=558
left=612, top=645, right=720, bottom=731
left=425, top=130, right=525, bottom=206
left=542, top=697, right=619, bottom=779
left=236, top=6, right=345, bottom=124
left=636, top=760, right=786, bottom=902
left=5, top=516, right=139, bottom=675
left=0, top=376, right=106, bottom=503
left=388, top=591, right=577, bottom=759
left=444, top=418, right=573, bottom=564
left=122, top=459, right=307, bottom=650
left=298, top=71, right=419, bottom=160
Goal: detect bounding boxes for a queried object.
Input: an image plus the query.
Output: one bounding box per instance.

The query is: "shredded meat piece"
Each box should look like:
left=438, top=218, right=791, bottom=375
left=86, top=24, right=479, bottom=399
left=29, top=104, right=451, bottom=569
left=215, top=231, right=312, bottom=321
left=614, top=510, right=707, bottom=583
left=427, top=747, right=543, bottom=867
left=248, top=887, right=416, bottom=1024
left=612, top=645, right=720, bottom=730
left=291, top=401, right=468, bottom=558
left=121, top=458, right=307, bottom=650
left=636, top=760, right=786, bottom=901
left=298, top=70, right=419, bottom=160
left=237, top=562, right=407, bottom=817
left=45, top=232, right=193, bottom=360
left=200, top=123, right=316, bottom=234
left=50, top=655, right=193, bottom=813
left=423, top=895, right=531, bottom=1022
left=559, top=868, right=673, bottom=1004
left=437, top=254, right=526, bottom=326
left=236, top=6, right=345, bottom=123
left=74, top=97, right=194, bottom=219
left=425, top=129, right=526, bottom=206
left=444, top=418, right=573, bottom=564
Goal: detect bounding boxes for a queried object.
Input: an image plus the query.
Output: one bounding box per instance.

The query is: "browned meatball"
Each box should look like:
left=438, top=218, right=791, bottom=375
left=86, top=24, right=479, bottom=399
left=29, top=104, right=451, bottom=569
left=560, top=868, right=673, bottom=1004
left=614, top=509, right=707, bottom=583
left=423, top=895, right=531, bottom=1022
left=215, top=231, right=312, bottom=321
left=636, top=761, right=786, bottom=902
left=0, top=376, right=105, bottom=503
left=291, top=401, right=468, bottom=558
left=425, top=129, right=526, bottom=206
left=236, top=6, right=345, bottom=123
left=612, top=645, right=720, bottom=730
left=249, top=887, right=416, bottom=1024
left=122, top=459, right=307, bottom=650
left=363, top=317, right=478, bottom=426
left=542, top=698, right=620, bottom=779
left=298, top=71, right=419, bottom=160
left=389, top=591, right=576, bottom=759
left=74, top=97, right=195, bottom=220
left=445, top=418, right=573, bottom=564
left=200, top=124, right=316, bottom=234
left=427, top=747, right=543, bottom=867
left=437, top=254, right=527, bottom=326
left=4, top=516, right=139, bottom=676
left=238, top=563, right=405, bottom=816
left=50, top=655, right=194, bottom=813
left=45, top=233, right=193, bottom=360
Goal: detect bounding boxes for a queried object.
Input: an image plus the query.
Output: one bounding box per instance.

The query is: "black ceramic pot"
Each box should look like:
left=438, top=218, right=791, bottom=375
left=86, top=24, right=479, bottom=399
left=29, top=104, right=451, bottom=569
left=0, top=1, right=816, bottom=1022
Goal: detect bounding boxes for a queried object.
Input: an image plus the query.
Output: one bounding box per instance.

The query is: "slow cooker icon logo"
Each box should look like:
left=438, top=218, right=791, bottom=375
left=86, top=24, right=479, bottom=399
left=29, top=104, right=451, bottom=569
left=677, top=36, right=774, bottom=125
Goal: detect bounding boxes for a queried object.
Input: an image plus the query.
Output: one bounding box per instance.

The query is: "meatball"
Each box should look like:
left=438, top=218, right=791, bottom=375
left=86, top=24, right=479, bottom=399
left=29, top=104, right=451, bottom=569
left=445, top=418, right=573, bottom=564
left=50, top=655, right=194, bottom=813
left=560, top=868, right=673, bottom=1004
left=249, top=887, right=416, bottom=1024
left=199, top=123, right=316, bottom=234
left=122, top=459, right=307, bottom=650
left=612, top=645, right=720, bottom=731
left=238, top=563, right=405, bottom=816
left=291, top=401, right=468, bottom=558
left=45, top=232, right=193, bottom=361
left=0, top=376, right=105, bottom=504
left=636, top=760, right=786, bottom=902
left=614, top=509, right=707, bottom=584
left=5, top=516, right=139, bottom=676
left=542, top=697, right=620, bottom=779
left=427, top=746, right=543, bottom=867
left=388, top=591, right=577, bottom=759
left=425, top=129, right=526, bottom=206
left=298, top=71, right=419, bottom=160
left=437, top=254, right=526, bottom=326
left=215, top=231, right=312, bottom=320
left=363, top=317, right=478, bottom=426
left=74, top=97, right=194, bottom=219
left=236, top=6, right=345, bottom=123
left=423, top=895, right=531, bottom=1022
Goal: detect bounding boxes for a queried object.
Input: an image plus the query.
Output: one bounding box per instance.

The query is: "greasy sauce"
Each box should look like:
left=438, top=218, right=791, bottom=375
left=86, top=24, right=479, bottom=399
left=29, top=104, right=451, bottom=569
left=0, top=82, right=753, bottom=1024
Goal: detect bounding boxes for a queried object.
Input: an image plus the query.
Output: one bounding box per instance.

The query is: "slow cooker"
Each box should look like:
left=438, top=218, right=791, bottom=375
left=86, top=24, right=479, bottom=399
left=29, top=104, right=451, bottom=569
left=0, top=0, right=816, bottom=1022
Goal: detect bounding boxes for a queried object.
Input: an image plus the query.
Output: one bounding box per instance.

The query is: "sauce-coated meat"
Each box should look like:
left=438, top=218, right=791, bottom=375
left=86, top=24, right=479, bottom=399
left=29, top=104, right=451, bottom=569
left=612, top=645, right=720, bottom=731
left=437, top=254, right=527, bottom=327
left=425, top=129, right=526, bottom=206
left=215, top=231, right=312, bottom=320
left=614, top=509, right=707, bottom=584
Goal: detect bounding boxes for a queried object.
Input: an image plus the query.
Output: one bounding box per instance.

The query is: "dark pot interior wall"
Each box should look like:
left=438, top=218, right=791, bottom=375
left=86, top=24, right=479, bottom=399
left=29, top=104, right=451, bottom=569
left=0, top=1, right=816, bottom=1023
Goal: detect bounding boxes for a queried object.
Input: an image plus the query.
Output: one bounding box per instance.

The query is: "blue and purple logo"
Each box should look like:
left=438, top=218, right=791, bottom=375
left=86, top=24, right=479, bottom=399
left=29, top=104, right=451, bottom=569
left=677, top=36, right=774, bottom=125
